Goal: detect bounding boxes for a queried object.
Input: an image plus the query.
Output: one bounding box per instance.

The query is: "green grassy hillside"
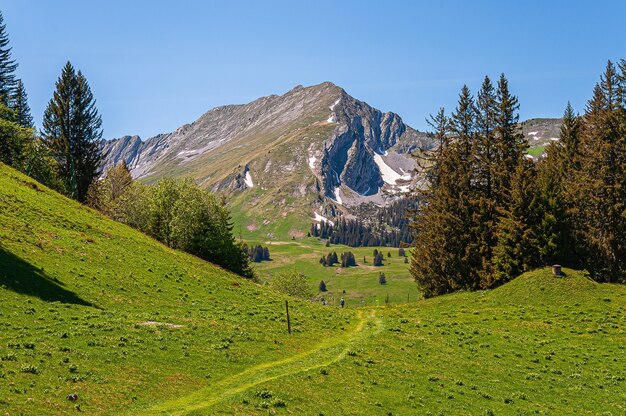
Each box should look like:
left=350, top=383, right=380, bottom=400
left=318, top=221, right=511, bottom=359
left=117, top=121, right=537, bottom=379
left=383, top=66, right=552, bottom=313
left=218, top=268, right=626, bottom=415
left=2, top=163, right=625, bottom=415
left=0, top=164, right=350, bottom=415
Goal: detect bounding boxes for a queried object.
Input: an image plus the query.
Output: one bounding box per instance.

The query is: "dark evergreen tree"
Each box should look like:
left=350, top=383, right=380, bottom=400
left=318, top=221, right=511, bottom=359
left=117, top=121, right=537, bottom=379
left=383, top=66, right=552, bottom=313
left=494, top=73, right=527, bottom=199
left=535, top=102, right=580, bottom=265
left=340, top=251, right=356, bottom=267
left=0, top=11, right=17, bottom=107
left=378, top=272, right=387, bottom=285
left=42, top=62, right=104, bottom=202
left=319, top=280, right=327, bottom=292
left=411, top=85, right=478, bottom=296
left=569, top=60, right=626, bottom=282
left=0, top=11, right=31, bottom=169
left=12, top=80, right=32, bottom=128
left=398, top=247, right=405, bottom=257
left=493, top=160, right=542, bottom=284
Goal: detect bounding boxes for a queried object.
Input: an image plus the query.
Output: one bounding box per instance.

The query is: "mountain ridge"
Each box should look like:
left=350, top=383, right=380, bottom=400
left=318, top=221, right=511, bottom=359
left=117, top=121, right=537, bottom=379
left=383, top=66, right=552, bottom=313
left=102, top=83, right=561, bottom=239
left=102, top=82, right=431, bottom=239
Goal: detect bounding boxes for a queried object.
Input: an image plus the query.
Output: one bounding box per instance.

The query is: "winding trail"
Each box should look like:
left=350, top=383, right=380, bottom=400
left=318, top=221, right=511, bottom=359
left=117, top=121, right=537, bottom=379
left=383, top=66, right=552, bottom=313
left=139, top=309, right=382, bottom=415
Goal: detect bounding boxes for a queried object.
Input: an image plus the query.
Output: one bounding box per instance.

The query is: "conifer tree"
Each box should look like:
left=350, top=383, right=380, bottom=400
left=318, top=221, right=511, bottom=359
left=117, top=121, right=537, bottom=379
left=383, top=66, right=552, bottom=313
left=494, top=74, right=527, bottom=199
left=0, top=11, right=29, bottom=168
left=535, top=103, right=580, bottom=265
left=42, top=62, right=103, bottom=202
left=0, top=11, right=17, bottom=107
left=569, top=60, right=626, bottom=282
left=12, top=80, right=32, bottom=128
left=411, top=86, right=478, bottom=296
left=493, top=159, right=541, bottom=284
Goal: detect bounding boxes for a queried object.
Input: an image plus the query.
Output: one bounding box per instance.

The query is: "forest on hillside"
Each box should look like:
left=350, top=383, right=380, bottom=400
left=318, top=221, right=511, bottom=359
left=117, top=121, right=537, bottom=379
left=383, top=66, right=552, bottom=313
left=411, top=61, right=626, bottom=297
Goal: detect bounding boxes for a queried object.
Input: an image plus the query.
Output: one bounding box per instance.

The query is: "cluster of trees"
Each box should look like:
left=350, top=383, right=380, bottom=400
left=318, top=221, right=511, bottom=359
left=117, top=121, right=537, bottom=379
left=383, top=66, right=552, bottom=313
left=309, top=199, right=418, bottom=248
left=319, top=251, right=357, bottom=267
left=310, top=214, right=412, bottom=248
left=242, top=244, right=271, bottom=263
left=340, top=251, right=357, bottom=267
left=0, top=11, right=255, bottom=280
left=0, top=11, right=103, bottom=201
left=411, top=62, right=626, bottom=298
left=319, top=251, right=338, bottom=266
left=88, top=164, right=255, bottom=278
left=372, top=249, right=385, bottom=266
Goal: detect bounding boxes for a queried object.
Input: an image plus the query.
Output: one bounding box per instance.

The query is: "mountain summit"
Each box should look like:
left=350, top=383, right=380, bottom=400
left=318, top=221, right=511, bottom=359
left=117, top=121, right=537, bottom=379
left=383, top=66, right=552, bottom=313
left=103, top=82, right=432, bottom=237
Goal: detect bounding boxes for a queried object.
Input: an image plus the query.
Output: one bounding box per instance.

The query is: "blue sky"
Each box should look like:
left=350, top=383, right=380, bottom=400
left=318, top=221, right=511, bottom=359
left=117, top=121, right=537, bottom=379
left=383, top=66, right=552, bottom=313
left=2, top=0, right=625, bottom=139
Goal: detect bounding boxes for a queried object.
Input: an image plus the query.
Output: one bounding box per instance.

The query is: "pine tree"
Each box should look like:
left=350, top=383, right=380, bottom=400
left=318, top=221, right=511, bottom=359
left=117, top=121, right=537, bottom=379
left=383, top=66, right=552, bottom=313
left=493, top=159, right=541, bottom=284
left=42, top=62, right=104, bottom=202
left=319, top=280, right=327, bottom=292
left=569, top=60, right=626, bottom=282
left=0, top=11, right=17, bottom=107
left=378, top=272, right=387, bottom=285
left=411, top=85, right=478, bottom=296
left=494, top=73, right=527, bottom=198
left=0, top=11, right=30, bottom=168
left=12, top=79, right=32, bottom=128
left=535, top=103, right=580, bottom=265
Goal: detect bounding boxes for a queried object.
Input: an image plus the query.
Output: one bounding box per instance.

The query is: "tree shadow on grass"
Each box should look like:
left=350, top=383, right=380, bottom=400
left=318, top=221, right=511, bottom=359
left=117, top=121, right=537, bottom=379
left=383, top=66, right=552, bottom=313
left=0, top=247, right=93, bottom=307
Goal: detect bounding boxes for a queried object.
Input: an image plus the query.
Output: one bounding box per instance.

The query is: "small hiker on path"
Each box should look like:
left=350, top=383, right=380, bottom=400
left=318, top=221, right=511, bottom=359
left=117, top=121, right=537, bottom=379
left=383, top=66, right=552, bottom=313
left=340, top=297, right=345, bottom=308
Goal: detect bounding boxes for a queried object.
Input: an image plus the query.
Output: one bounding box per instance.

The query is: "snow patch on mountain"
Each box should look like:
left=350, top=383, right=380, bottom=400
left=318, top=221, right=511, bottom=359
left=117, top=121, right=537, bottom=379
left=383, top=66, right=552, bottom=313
left=373, top=153, right=411, bottom=185
left=245, top=171, right=254, bottom=188
left=313, top=212, right=334, bottom=226
left=334, top=187, right=343, bottom=205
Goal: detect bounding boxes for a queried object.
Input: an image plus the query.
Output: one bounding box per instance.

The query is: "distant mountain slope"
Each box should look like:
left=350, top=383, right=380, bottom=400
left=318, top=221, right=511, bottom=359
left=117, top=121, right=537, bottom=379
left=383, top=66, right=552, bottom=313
left=103, top=83, right=432, bottom=238
left=103, top=86, right=562, bottom=239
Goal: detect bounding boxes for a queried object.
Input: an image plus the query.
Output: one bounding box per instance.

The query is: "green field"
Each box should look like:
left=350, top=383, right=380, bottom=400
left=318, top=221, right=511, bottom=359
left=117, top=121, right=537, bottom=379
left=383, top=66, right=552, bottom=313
left=2, top=163, right=625, bottom=415
left=248, top=238, right=418, bottom=307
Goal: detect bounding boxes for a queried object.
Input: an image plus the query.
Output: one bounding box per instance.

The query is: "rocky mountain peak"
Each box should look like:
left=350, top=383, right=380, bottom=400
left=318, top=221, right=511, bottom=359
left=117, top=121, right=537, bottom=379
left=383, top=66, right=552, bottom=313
left=101, top=83, right=431, bottom=231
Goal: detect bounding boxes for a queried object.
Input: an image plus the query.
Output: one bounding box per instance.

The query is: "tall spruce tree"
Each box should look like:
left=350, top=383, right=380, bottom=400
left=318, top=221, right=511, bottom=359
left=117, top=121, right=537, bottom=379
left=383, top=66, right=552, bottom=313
left=42, top=62, right=104, bottom=202
left=472, top=76, right=500, bottom=287
left=0, top=10, right=27, bottom=167
left=411, top=86, right=478, bottom=297
left=569, top=60, right=626, bottom=282
left=493, top=159, right=541, bottom=284
left=0, top=11, right=17, bottom=107
left=535, top=103, right=580, bottom=265
left=12, top=79, right=32, bottom=128
left=494, top=74, right=527, bottom=200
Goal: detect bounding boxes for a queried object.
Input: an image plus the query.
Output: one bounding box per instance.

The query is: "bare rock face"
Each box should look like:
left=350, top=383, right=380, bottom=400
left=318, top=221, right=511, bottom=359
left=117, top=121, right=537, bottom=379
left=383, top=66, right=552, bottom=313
left=102, top=82, right=433, bottom=220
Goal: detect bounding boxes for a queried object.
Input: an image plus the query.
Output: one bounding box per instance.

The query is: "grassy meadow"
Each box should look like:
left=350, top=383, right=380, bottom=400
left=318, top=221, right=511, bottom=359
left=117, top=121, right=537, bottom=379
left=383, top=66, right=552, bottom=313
left=2, top=163, right=625, bottom=415
left=248, top=237, right=418, bottom=307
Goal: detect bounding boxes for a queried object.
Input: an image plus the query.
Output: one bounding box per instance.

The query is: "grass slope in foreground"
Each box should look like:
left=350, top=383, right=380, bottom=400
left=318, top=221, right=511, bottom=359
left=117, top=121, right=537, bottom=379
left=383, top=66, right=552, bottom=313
left=0, top=164, right=352, bottom=415
left=218, top=269, right=626, bottom=415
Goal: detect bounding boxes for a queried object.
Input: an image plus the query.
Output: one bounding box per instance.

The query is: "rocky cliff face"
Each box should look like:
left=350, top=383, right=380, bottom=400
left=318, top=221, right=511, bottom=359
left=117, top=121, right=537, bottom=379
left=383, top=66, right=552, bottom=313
left=103, top=83, right=431, bottom=222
